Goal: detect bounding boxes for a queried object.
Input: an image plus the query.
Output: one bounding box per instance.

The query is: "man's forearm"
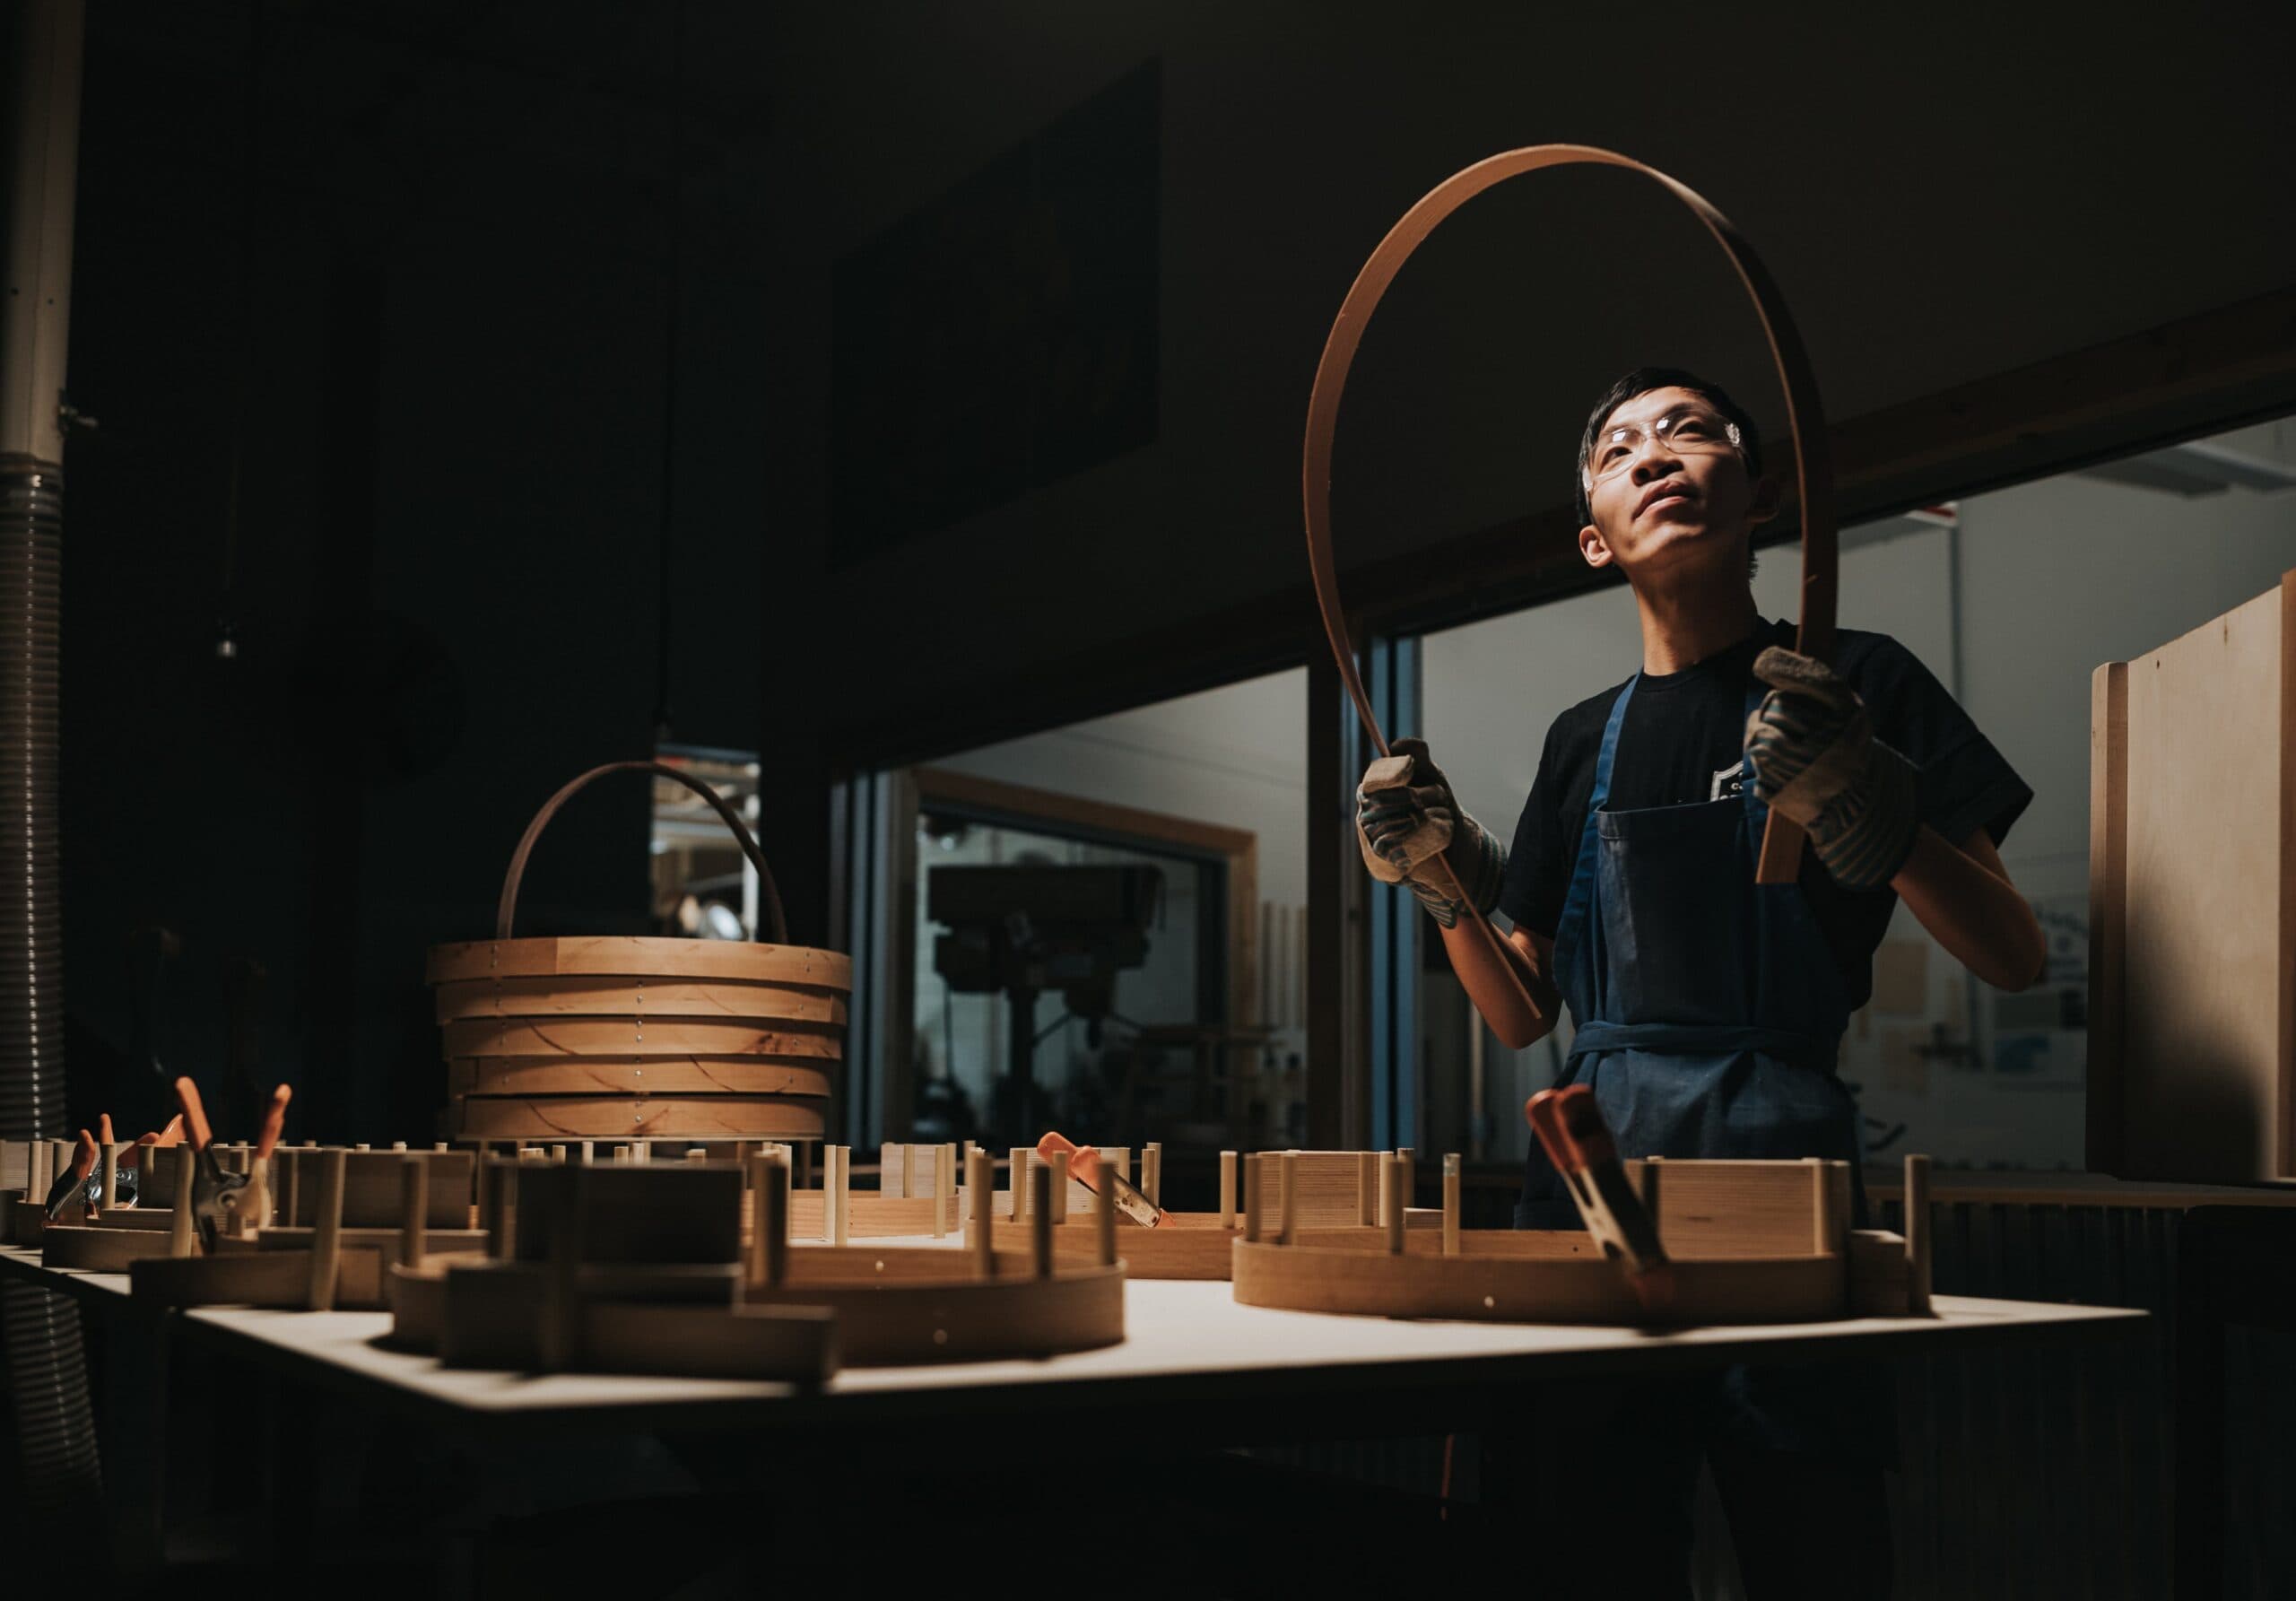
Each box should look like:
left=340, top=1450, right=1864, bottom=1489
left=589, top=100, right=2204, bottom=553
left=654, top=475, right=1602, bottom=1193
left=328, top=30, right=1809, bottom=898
left=1437, top=918, right=1562, bottom=1050
left=1891, top=825, right=2046, bottom=992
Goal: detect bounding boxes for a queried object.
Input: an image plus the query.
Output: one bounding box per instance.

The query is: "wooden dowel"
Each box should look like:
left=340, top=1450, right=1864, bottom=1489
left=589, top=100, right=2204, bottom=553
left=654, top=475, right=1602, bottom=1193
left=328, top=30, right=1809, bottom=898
left=496, top=1162, right=521, bottom=1260
left=1396, top=1149, right=1415, bottom=1217
left=934, top=1142, right=952, bottom=1239
left=1009, top=1147, right=1028, bottom=1220
left=632, top=1140, right=650, bottom=1165
left=684, top=1146, right=706, bottom=1162
left=1243, top=1153, right=1263, bottom=1244
left=1143, top=1142, right=1162, bottom=1206
left=578, top=1141, right=594, bottom=1164
left=399, top=1156, right=427, bottom=1272
left=28, top=1137, right=49, bottom=1205
left=1096, top=1155, right=1117, bottom=1266
left=1639, top=1156, right=1664, bottom=1240
left=1383, top=1155, right=1405, bottom=1256
left=549, top=1144, right=566, bottom=1162
left=1905, top=1153, right=1932, bottom=1315
left=831, top=1144, right=849, bottom=1247
left=768, top=1155, right=790, bottom=1289
left=244, top=1153, right=273, bottom=1235
left=307, top=1148, right=346, bottom=1311
left=1278, top=1150, right=1298, bottom=1246
left=744, top=1151, right=769, bottom=1288
left=1442, top=1153, right=1460, bottom=1257
left=969, top=1149, right=995, bottom=1279
left=97, top=1141, right=119, bottom=1218
left=390, top=1140, right=407, bottom=1151
left=1218, top=1150, right=1237, bottom=1228
left=1808, top=1156, right=1834, bottom=1255
left=540, top=1164, right=582, bottom=1372
left=354, top=1142, right=371, bottom=1153
left=1030, top=1162, right=1054, bottom=1278
left=1049, top=1149, right=1070, bottom=1224
left=167, top=1144, right=195, bottom=1257
left=1373, top=1151, right=1390, bottom=1226
left=281, top=1148, right=301, bottom=1226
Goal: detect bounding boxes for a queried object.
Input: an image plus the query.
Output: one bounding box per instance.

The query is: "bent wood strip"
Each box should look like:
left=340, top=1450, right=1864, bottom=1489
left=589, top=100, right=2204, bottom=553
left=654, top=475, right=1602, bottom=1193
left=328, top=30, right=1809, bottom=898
left=452, top=1094, right=827, bottom=1141
left=427, top=937, right=852, bottom=988
left=1232, top=1239, right=1848, bottom=1326
left=744, top=1260, right=1126, bottom=1365
left=41, top=1223, right=178, bottom=1271
left=441, top=1019, right=843, bottom=1061
left=449, top=1059, right=837, bottom=1098
left=1301, top=144, right=1839, bottom=1003
left=434, top=976, right=848, bottom=1025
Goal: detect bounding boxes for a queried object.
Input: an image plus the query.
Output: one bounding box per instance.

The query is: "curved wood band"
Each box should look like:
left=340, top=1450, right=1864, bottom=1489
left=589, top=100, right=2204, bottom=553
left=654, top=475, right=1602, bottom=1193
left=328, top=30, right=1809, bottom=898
left=496, top=761, right=790, bottom=944
left=1303, top=145, right=1839, bottom=1003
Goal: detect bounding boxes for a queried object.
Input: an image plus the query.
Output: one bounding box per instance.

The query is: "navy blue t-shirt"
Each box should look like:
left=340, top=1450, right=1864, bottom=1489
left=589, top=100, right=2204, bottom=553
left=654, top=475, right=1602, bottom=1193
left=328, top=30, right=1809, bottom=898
left=1495, top=618, right=2031, bottom=1011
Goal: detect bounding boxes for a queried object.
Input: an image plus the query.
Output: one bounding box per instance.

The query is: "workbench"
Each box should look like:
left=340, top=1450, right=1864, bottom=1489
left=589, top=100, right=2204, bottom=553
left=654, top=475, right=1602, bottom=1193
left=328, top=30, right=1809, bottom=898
left=0, top=1242, right=2144, bottom=1581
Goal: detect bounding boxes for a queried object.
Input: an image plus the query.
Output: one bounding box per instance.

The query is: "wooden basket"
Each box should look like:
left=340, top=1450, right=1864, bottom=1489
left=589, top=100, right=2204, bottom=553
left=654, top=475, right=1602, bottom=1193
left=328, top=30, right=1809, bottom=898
left=427, top=762, right=852, bottom=1144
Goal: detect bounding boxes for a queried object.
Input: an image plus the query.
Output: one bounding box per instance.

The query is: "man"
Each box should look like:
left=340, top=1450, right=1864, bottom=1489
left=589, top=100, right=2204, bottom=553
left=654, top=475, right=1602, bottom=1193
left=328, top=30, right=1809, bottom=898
left=1356, top=368, right=2043, bottom=1597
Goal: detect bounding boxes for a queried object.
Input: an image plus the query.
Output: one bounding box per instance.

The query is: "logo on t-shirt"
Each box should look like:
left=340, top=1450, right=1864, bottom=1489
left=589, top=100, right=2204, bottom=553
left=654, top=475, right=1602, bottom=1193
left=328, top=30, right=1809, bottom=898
left=1709, top=762, right=1745, bottom=802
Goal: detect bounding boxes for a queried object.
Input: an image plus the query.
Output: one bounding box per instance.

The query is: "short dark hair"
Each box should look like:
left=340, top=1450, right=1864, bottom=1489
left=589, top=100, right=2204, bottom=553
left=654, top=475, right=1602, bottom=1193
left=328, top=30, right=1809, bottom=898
left=1574, top=367, right=1763, bottom=526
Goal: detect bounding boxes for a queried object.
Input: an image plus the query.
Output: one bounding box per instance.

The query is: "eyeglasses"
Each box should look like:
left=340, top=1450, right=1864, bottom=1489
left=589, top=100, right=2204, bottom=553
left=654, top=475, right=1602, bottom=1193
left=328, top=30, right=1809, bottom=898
left=1583, top=406, right=1744, bottom=488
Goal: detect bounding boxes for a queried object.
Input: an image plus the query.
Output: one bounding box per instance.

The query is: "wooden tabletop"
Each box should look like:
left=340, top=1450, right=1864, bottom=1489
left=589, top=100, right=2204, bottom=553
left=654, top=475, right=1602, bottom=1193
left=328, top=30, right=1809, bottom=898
left=0, top=1243, right=2144, bottom=1440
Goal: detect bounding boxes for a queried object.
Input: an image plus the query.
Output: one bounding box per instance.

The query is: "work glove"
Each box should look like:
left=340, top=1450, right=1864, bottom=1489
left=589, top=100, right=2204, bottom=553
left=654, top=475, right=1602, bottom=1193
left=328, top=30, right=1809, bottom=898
left=1744, top=647, right=1918, bottom=890
left=1355, top=737, right=1506, bottom=928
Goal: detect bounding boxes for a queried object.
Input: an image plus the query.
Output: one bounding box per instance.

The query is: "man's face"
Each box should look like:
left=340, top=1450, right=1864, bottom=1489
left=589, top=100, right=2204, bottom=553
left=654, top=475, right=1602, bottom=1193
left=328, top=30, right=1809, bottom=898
left=1577, top=386, right=1777, bottom=582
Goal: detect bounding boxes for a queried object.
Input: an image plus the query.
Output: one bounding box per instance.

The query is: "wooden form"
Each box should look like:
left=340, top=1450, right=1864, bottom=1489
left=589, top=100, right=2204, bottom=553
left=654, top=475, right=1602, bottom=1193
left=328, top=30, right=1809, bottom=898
left=2090, top=570, right=2296, bottom=1184
left=1231, top=1154, right=1933, bottom=1327
left=392, top=1158, right=839, bottom=1381
left=987, top=1147, right=1438, bottom=1279
left=427, top=761, right=852, bottom=1142
left=744, top=1151, right=1126, bottom=1365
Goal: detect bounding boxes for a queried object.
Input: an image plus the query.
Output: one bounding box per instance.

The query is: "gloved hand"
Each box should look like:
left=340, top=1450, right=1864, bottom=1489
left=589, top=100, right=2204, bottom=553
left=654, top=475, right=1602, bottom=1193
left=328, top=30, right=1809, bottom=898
left=1744, top=647, right=1918, bottom=890
left=1355, top=737, right=1506, bottom=927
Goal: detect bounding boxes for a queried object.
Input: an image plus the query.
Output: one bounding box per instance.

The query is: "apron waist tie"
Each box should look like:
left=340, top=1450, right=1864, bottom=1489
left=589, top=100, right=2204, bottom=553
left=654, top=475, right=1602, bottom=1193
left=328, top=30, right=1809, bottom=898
left=1566, top=1021, right=1841, bottom=1074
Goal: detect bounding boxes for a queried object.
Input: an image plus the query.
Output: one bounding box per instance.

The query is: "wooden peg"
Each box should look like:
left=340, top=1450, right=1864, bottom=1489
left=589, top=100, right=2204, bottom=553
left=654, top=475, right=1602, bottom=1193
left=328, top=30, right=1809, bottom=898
left=1242, top=1153, right=1263, bottom=1244
left=969, top=1148, right=995, bottom=1279
left=1096, top=1157, right=1118, bottom=1266
left=1279, top=1150, right=1298, bottom=1245
left=540, top=1163, right=583, bottom=1372
left=1639, top=1156, right=1664, bottom=1239
left=167, top=1143, right=196, bottom=1258
left=934, top=1143, right=952, bottom=1239
left=1396, top=1149, right=1415, bottom=1217
left=1383, top=1155, right=1405, bottom=1256
left=1807, top=1156, right=1836, bottom=1256
left=685, top=1146, right=707, bottom=1162
left=744, top=1150, right=769, bottom=1288
left=1442, top=1153, right=1461, bottom=1257
left=632, top=1140, right=651, bottom=1165
left=307, top=1147, right=346, bottom=1311
left=28, top=1137, right=49, bottom=1206
left=1009, top=1147, right=1028, bottom=1220
left=549, top=1144, right=566, bottom=1162
left=578, top=1141, right=594, bottom=1164
left=399, top=1156, right=428, bottom=1272
left=430, top=1141, right=446, bottom=1153
left=767, top=1154, right=790, bottom=1289
left=831, top=1144, right=850, bottom=1247
left=1373, top=1151, right=1390, bottom=1226
left=96, top=1140, right=119, bottom=1218
left=1904, top=1153, right=1932, bottom=1315
left=1143, top=1142, right=1162, bottom=1206
left=1030, top=1162, right=1054, bottom=1278
left=1049, top=1148, right=1070, bottom=1224
left=353, top=1142, right=371, bottom=1153
left=390, top=1140, right=407, bottom=1152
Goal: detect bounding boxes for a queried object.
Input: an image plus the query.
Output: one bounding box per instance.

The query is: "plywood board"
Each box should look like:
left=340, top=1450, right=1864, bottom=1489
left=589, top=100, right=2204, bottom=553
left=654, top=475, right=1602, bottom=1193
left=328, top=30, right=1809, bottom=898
left=2107, top=577, right=2292, bottom=1182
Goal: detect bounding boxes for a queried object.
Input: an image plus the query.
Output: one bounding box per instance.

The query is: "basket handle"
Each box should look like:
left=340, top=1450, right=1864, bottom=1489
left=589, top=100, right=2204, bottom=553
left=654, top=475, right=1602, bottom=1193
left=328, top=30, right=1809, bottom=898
left=495, top=761, right=790, bottom=945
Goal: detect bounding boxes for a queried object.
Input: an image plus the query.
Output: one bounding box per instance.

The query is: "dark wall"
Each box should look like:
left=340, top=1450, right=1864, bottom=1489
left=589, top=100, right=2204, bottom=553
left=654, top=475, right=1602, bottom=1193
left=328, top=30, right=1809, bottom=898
left=51, top=3, right=2296, bottom=1142
left=61, top=7, right=771, bottom=1141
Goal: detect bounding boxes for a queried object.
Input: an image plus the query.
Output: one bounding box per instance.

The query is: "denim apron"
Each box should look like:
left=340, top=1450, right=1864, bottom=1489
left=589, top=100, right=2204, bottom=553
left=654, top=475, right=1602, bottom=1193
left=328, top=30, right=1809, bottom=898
left=1518, top=674, right=1885, bottom=1461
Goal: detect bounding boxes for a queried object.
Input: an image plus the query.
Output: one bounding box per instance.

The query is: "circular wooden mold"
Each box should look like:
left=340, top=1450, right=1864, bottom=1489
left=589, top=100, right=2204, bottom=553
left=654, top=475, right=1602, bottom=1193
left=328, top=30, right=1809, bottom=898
left=744, top=1248, right=1125, bottom=1365
left=428, top=762, right=852, bottom=1143
left=1232, top=1230, right=1848, bottom=1326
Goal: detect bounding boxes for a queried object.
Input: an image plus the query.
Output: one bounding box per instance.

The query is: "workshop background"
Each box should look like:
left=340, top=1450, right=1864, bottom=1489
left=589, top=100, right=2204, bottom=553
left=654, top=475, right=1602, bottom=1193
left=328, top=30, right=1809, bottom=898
left=22, top=2, right=2296, bottom=1595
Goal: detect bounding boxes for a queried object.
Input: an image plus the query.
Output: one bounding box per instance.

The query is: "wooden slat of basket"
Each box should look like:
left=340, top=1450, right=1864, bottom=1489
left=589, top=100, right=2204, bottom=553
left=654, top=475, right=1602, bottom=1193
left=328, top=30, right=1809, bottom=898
left=434, top=976, right=848, bottom=1025
left=452, top=1094, right=827, bottom=1140
left=440, top=1019, right=842, bottom=1061
left=427, top=937, right=852, bottom=988
left=449, top=1059, right=837, bottom=1098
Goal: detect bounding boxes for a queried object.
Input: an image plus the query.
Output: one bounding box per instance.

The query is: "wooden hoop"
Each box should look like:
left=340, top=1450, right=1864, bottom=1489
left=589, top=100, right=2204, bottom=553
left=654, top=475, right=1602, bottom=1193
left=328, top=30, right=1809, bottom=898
left=1304, top=144, right=1839, bottom=1016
